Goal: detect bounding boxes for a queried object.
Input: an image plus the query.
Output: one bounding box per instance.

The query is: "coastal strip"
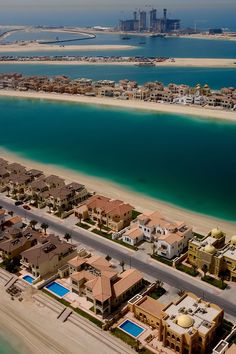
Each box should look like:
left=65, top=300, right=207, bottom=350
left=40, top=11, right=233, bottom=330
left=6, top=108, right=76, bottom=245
left=1, top=57, right=236, bottom=68
left=1, top=147, right=236, bottom=237
left=0, top=43, right=136, bottom=52
left=0, top=89, right=236, bottom=121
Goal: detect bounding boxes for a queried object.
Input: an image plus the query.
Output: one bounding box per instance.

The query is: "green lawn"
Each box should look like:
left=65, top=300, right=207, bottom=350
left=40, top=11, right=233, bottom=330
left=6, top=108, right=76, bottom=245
left=148, top=287, right=166, bottom=299
left=112, top=328, right=155, bottom=354
left=112, top=328, right=136, bottom=346
left=85, top=218, right=96, bottom=226
left=76, top=222, right=90, bottom=230
left=73, top=307, right=103, bottom=328
left=151, top=254, right=173, bottom=266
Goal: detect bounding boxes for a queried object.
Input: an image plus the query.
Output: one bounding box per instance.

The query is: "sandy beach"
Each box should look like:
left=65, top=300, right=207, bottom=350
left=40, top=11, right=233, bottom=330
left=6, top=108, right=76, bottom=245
left=0, top=285, right=128, bottom=354
left=0, top=43, right=135, bottom=53
left=0, top=89, right=235, bottom=121
left=1, top=57, right=236, bottom=68
left=0, top=147, right=236, bottom=237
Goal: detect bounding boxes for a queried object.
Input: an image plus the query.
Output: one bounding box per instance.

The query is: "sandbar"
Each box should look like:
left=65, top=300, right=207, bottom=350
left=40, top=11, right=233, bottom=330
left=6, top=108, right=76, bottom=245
left=0, top=43, right=135, bottom=52
left=0, top=58, right=236, bottom=68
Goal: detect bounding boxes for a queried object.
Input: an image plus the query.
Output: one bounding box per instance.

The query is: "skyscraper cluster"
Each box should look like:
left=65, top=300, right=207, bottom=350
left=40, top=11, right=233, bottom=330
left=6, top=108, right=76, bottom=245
left=119, top=8, right=180, bottom=33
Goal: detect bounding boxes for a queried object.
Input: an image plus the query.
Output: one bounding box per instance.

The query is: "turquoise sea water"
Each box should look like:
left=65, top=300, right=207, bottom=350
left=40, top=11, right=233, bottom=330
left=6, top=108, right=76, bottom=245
left=0, top=96, right=236, bottom=221
left=0, top=332, right=19, bottom=354
left=1, top=64, right=236, bottom=89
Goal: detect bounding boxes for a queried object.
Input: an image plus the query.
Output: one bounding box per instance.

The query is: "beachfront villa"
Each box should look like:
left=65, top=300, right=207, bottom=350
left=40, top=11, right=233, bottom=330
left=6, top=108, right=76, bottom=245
left=0, top=158, right=89, bottom=215
left=121, top=210, right=192, bottom=258
left=1, top=73, right=236, bottom=111
left=74, top=195, right=134, bottom=232
left=68, top=255, right=143, bottom=317
left=188, top=229, right=236, bottom=282
left=0, top=226, right=44, bottom=259
left=128, top=292, right=223, bottom=354
left=21, top=234, right=77, bottom=278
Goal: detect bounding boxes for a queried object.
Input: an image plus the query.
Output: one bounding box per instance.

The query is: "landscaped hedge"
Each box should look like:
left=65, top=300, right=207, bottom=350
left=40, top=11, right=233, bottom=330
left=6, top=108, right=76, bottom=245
left=176, top=264, right=199, bottom=277
left=73, top=307, right=103, bottom=328
left=201, top=275, right=227, bottom=289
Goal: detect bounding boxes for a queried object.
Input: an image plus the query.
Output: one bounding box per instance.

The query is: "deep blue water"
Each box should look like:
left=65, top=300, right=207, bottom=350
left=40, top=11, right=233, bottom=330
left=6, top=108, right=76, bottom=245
left=0, top=64, right=235, bottom=89
left=0, top=96, right=236, bottom=221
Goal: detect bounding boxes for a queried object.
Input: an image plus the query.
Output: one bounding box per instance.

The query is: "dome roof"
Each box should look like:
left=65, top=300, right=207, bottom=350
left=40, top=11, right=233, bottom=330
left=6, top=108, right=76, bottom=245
left=231, top=235, right=236, bottom=245
left=177, top=315, right=194, bottom=328
left=211, top=228, right=223, bottom=239
left=204, top=244, right=216, bottom=254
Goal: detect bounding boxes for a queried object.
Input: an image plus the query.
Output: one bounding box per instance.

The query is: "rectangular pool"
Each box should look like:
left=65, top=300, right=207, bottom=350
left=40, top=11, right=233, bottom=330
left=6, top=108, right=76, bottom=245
left=23, top=275, right=35, bottom=284
left=45, top=281, right=70, bottom=298
left=119, top=319, right=145, bottom=338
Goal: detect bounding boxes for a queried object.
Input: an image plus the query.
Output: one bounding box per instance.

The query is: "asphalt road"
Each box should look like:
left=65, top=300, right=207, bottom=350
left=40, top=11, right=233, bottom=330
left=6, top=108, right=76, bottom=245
left=1, top=197, right=236, bottom=318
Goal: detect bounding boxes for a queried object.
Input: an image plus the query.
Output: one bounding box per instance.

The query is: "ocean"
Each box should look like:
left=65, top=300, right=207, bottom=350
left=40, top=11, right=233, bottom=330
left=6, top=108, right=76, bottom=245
left=0, top=332, right=19, bottom=354
left=0, top=29, right=236, bottom=351
left=0, top=96, right=236, bottom=221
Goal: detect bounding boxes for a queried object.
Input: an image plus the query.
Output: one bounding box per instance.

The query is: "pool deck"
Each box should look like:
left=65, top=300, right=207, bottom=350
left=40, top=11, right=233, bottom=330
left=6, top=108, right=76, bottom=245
left=117, top=312, right=174, bottom=354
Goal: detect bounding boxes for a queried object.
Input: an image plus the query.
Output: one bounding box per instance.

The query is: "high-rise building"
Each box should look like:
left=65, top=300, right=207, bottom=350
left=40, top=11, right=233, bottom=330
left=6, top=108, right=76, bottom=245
left=139, top=11, right=147, bottom=31
left=119, top=8, right=180, bottom=33
left=149, top=8, right=157, bottom=31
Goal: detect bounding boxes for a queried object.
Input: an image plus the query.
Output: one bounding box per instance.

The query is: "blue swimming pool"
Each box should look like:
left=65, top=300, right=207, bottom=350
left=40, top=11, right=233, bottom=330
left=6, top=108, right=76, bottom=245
left=23, top=275, right=35, bottom=284
left=45, top=281, right=70, bottom=298
left=119, top=320, right=145, bottom=338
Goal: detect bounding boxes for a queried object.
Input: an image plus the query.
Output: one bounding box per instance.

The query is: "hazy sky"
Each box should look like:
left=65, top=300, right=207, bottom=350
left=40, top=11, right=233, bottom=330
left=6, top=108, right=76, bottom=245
left=0, top=0, right=235, bottom=29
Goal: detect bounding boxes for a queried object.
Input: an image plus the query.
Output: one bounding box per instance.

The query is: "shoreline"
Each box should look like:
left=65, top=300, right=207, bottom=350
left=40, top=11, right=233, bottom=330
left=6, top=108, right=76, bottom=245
left=0, top=43, right=136, bottom=53
left=0, top=89, right=236, bottom=121
left=1, top=147, right=236, bottom=237
left=0, top=57, right=236, bottom=68
left=0, top=285, right=122, bottom=354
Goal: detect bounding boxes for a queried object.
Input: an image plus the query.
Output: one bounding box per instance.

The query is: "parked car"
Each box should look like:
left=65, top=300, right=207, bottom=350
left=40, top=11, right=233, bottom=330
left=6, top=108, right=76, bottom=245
left=15, top=201, right=23, bottom=206
left=23, top=205, right=31, bottom=210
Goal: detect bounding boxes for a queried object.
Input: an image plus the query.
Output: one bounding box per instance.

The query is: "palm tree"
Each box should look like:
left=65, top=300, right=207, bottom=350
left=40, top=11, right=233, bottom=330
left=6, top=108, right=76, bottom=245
left=41, top=223, right=49, bottom=235
left=8, top=211, right=14, bottom=217
left=155, top=279, right=164, bottom=289
left=29, top=220, right=38, bottom=230
left=5, top=186, right=10, bottom=197
left=47, top=202, right=53, bottom=213
left=77, top=213, right=83, bottom=224
left=151, top=243, right=157, bottom=256
left=202, top=264, right=208, bottom=278
left=64, top=233, right=72, bottom=243
left=98, top=220, right=103, bottom=232
left=191, top=264, right=198, bottom=276
left=105, top=255, right=112, bottom=262
left=120, top=260, right=125, bottom=273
